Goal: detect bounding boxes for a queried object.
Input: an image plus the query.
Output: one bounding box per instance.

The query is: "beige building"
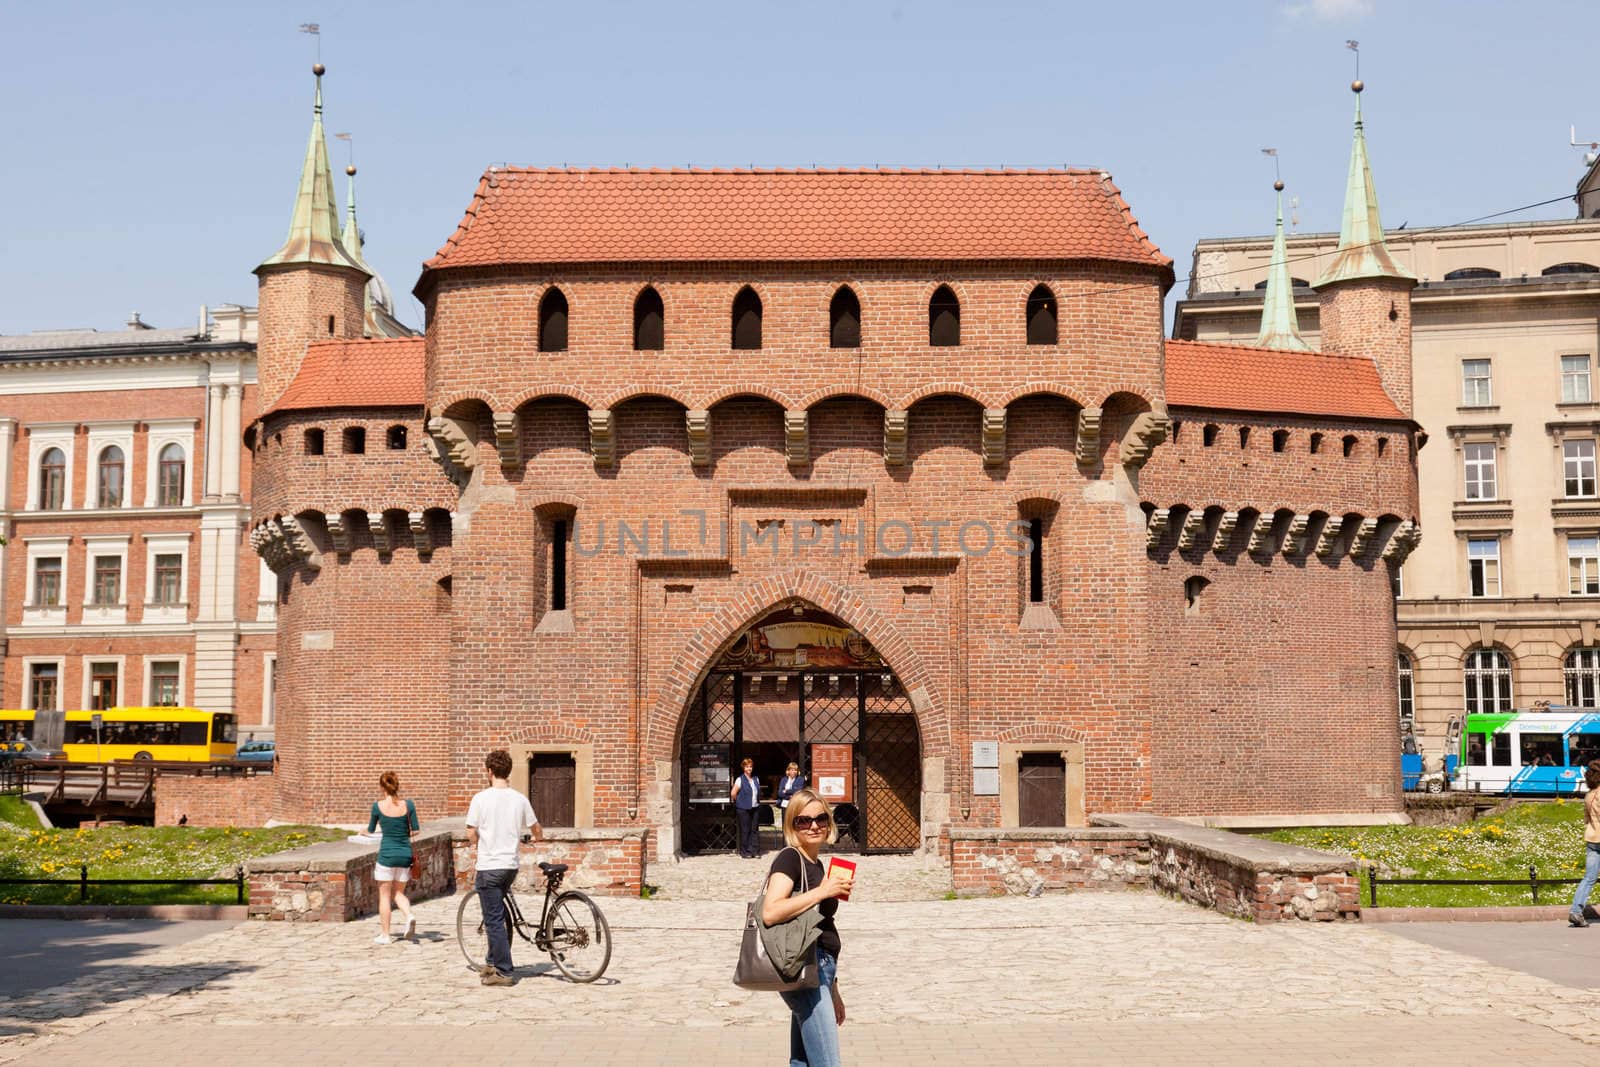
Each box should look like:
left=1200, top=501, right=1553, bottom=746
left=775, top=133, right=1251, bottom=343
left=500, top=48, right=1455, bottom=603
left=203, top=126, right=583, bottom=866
left=1176, top=163, right=1600, bottom=757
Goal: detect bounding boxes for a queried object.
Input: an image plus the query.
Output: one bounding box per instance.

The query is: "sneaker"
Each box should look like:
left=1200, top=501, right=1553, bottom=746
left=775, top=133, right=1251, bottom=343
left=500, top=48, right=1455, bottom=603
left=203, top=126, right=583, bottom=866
left=403, top=915, right=417, bottom=941
left=374, top=933, right=393, bottom=945
left=1569, top=913, right=1589, bottom=929
left=481, top=972, right=515, bottom=987
left=477, top=964, right=495, bottom=976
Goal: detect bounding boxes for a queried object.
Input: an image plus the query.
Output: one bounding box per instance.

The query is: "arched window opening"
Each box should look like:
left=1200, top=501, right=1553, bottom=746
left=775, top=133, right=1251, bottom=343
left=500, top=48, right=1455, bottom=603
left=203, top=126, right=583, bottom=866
left=1309, top=432, right=1324, bottom=454
left=1025, top=285, right=1057, bottom=346
left=1272, top=429, right=1288, bottom=453
left=158, top=443, right=186, bottom=506
left=539, top=288, right=569, bottom=352
left=1566, top=648, right=1600, bottom=708
left=1444, top=267, right=1501, bottom=281
left=1397, top=651, right=1415, bottom=724
left=38, top=447, right=65, bottom=510
left=1377, top=436, right=1389, bottom=457
left=1543, top=262, right=1600, bottom=276
left=1170, top=421, right=1181, bottom=442
left=1184, top=575, right=1210, bottom=616
left=1342, top=434, right=1358, bottom=457
left=829, top=287, right=861, bottom=349
left=732, top=287, right=763, bottom=350
left=634, top=287, right=664, bottom=351
left=928, top=286, right=960, bottom=347
left=386, top=426, right=407, bottom=451
left=1238, top=426, right=1251, bottom=450
left=326, top=315, right=336, bottom=335
left=342, top=427, right=365, bottom=455
left=96, top=446, right=124, bottom=508
left=305, top=429, right=325, bottom=456
left=1202, top=424, right=1219, bottom=447
left=1255, top=277, right=1310, bottom=289
left=1463, top=648, right=1513, bottom=714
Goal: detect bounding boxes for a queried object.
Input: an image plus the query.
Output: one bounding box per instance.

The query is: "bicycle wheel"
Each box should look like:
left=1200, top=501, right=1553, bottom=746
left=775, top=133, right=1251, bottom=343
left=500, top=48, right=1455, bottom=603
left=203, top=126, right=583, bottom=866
left=542, top=890, right=612, bottom=982
left=456, top=887, right=508, bottom=971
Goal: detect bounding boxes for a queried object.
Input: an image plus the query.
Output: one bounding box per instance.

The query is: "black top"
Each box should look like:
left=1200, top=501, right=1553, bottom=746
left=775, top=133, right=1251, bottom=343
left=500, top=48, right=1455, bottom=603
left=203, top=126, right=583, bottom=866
left=769, top=847, right=840, bottom=958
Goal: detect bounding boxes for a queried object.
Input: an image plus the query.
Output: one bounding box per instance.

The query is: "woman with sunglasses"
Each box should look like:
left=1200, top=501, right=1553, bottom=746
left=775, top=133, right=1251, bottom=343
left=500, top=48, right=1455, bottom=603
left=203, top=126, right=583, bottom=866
left=762, top=788, right=854, bottom=1067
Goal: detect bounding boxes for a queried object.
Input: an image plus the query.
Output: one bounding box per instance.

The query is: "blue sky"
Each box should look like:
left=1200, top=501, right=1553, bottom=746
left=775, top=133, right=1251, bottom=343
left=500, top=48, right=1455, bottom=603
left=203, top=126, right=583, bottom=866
left=2, top=0, right=1593, bottom=335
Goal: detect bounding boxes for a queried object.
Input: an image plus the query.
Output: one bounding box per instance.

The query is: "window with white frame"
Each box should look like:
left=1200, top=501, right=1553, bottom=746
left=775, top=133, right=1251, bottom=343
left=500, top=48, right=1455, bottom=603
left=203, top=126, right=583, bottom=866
left=1570, top=536, right=1600, bottom=595
left=1563, top=355, right=1593, bottom=404
left=262, top=653, right=277, bottom=726
left=23, top=536, right=70, bottom=625
left=1566, top=648, right=1600, bottom=708
left=1462, top=359, right=1493, bottom=407
left=1463, top=442, right=1498, bottom=500
left=95, top=446, right=125, bottom=508
left=34, top=557, right=62, bottom=606
left=1464, top=648, right=1513, bottom=713
left=81, top=535, right=130, bottom=623
left=148, top=660, right=182, bottom=707
left=144, top=419, right=197, bottom=508
left=142, top=534, right=191, bottom=623
left=38, top=448, right=65, bottom=509
left=1468, top=537, right=1501, bottom=597
left=1397, top=651, right=1415, bottom=724
left=27, top=661, right=62, bottom=712
left=87, top=660, right=121, bottom=711
left=25, top=424, right=75, bottom=512
left=1566, top=440, right=1598, bottom=498
left=92, top=555, right=121, bottom=605
left=84, top=423, right=134, bottom=510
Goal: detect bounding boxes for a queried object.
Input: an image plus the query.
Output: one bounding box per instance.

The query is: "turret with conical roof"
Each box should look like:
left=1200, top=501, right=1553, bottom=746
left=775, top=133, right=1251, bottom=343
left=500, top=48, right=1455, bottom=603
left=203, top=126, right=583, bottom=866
left=254, top=65, right=370, bottom=412
left=1312, top=80, right=1416, bottom=415
left=1257, top=180, right=1313, bottom=352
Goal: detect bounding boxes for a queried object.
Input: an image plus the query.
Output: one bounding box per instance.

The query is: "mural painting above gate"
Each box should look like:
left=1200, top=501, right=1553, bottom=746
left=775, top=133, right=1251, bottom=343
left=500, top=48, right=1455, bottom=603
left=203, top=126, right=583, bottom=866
left=714, top=604, right=886, bottom=672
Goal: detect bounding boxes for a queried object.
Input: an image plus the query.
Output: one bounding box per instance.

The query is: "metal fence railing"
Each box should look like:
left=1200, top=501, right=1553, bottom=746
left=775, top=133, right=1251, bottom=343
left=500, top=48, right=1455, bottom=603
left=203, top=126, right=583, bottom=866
left=1369, top=864, right=1583, bottom=907
left=0, top=863, right=247, bottom=904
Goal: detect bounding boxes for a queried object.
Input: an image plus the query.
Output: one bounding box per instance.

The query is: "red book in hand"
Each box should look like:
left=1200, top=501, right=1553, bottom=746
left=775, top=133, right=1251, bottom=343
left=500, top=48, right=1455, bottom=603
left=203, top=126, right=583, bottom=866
left=827, top=856, right=857, bottom=901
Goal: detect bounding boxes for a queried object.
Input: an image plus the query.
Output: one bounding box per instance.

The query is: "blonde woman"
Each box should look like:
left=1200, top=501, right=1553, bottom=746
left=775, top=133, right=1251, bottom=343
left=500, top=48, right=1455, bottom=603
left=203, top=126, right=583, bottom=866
left=367, top=770, right=419, bottom=945
left=761, top=788, right=853, bottom=1067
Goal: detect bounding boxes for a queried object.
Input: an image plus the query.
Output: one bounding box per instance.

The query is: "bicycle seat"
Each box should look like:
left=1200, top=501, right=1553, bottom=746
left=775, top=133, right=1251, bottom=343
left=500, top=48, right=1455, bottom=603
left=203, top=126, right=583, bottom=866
left=538, top=862, right=569, bottom=876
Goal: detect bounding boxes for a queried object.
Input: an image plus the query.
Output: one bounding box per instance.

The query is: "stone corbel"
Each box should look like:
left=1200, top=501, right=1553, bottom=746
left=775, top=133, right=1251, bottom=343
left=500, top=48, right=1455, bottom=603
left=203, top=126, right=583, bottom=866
left=327, top=514, right=351, bottom=555
left=492, top=412, right=520, bottom=472
left=1214, top=511, right=1239, bottom=554
left=589, top=409, right=614, bottom=468
left=785, top=409, right=809, bottom=467
left=1349, top=517, right=1380, bottom=558
left=1178, top=510, right=1210, bottom=552
left=1314, top=517, right=1345, bottom=558
left=426, top=416, right=477, bottom=483
left=369, top=511, right=393, bottom=554
left=884, top=410, right=909, bottom=467
left=1247, top=513, right=1274, bottom=556
left=1283, top=514, right=1313, bottom=557
left=1076, top=407, right=1102, bottom=467
left=1120, top=409, right=1170, bottom=471
left=686, top=409, right=711, bottom=467
left=981, top=408, right=1006, bottom=468
left=1146, top=507, right=1171, bottom=549
left=280, top=516, right=320, bottom=571
left=409, top=511, right=435, bottom=556
left=1381, top=519, right=1420, bottom=564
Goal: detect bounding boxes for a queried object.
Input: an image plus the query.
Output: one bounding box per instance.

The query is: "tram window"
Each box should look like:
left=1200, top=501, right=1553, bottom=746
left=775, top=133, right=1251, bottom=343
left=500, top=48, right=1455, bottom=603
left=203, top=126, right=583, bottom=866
left=1519, top=732, right=1562, bottom=767
left=1466, top=735, right=1487, bottom=766
left=1491, top=732, right=1511, bottom=766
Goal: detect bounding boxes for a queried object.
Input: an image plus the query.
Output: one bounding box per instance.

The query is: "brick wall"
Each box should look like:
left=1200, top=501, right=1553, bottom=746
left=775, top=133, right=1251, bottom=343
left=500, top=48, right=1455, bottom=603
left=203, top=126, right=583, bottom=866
left=1318, top=277, right=1415, bottom=414
left=449, top=824, right=649, bottom=897
left=255, top=266, right=367, bottom=413
left=155, top=772, right=276, bottom=827
left=247, top=822, right=455, bottom=921
left=950, top=828, right=1149, bottom=895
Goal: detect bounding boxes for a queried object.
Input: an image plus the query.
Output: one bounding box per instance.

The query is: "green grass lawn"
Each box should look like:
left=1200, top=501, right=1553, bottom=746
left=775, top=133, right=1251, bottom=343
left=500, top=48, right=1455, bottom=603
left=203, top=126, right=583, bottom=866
left=1264, top=801, right=1590, bottom=908
left=0, top=819, right=347, bottom=906
left=0, top=793, right=39, bottom=830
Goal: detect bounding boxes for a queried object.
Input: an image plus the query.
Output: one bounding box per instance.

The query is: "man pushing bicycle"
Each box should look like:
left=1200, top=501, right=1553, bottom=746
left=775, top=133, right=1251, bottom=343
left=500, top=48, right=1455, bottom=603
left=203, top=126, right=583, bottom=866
left=466, top=749, right=540, bottom=986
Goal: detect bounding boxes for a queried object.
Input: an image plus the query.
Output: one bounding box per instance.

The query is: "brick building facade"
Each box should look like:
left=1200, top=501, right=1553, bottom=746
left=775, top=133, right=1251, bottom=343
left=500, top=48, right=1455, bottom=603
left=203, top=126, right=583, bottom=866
left=250, top=70, right=1419, bottom=848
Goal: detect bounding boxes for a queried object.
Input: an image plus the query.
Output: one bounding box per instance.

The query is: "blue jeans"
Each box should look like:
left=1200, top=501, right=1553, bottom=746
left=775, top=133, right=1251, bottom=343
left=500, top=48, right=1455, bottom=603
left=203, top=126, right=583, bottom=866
left=779, top=949, right=839, bottom=1067
left=475, top=868, right=517, bottom=976
left=1572, top=843, right=1600, bottom=917
left=737, top=806, right=761, bottom=857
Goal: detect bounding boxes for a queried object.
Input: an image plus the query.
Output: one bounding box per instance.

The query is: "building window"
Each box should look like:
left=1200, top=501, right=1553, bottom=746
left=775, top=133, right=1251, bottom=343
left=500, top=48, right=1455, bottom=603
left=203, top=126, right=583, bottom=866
left=1566, top=648, right=1600, bottom=708
left=928, top=285, right=960, bottom=347
left=90, top=662, right=119, bottom=711
left=539, top=288, right=569, bottom=352
left=1202, top=424, right=1218, bottom=447
left=305, top=428, right=324, bottom=455
left=38, top=447, right=65, bottom=510
left=386, top=425, right=407, bottom=450
left=1544, top=262, right=1600, bottom=276
left=1463, top=648, right=1513, bottom=714
left=732, top=287, right=763, bottom=350
left=1444, top=267, right=1501, bottom=281
left=96, top=445, right=125, bottom=507
left=1565, top=440, right=1597, bottom=498
left=1272, top=429, right=1288, bottom=453
left=29, top=663, right=60, bottom=712
left=92, top=556, right=122, bottom=606
left=342, top=427, right=366, bottom=454
left=1238, top=427, right=1250, bottom=449
left=1025, top=285, right=1057, bottom=345
left=1461, top=359, right=1493, bottom=407
left=1309, top=432, right=1323, bottom=454
left=634, top=287, right=664, bottom=351
left=1571, top=536, right=1600, bottom=596
left=154, top=554, right=183, bottom=605
left=1563, top=355, right=1592, bottom=403
left=1397, top=652, right=1415, bottom=724
left=1377, top=437, right=1389, bottom=457
left=1342, top=434, right=1357, bottom=457
left=829, top=286, right=860, bottom=349
left=149, top=662, right=181, bottom=707
left=34, top=557, right=62, bottom=607
left=157, top=443, right=186, bottom=506
left=1027, top=518, right=1044, bottom=604
left=551, top=518, right=569, bottom=612
left=1467, top=537, right=1500, bottom=598
left=1463, top=442, right=1497, bottom=500
left=1184, top=575, right=1210, bottom=616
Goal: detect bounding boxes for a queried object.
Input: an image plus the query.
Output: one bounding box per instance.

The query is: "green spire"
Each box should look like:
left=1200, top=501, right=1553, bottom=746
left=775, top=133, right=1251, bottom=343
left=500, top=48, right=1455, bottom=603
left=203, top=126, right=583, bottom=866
left=1313, top=82, right=1415, bottom=288
left=256, top=66, right=367, bottom=275
left=1257, top=183, right=1313, bottom=351
left=340, top=164, right=373, bottom=273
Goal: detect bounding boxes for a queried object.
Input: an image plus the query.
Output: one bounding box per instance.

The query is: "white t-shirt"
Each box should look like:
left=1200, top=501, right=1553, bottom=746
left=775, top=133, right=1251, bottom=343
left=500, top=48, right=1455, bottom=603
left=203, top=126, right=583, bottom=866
left=466, top=785, right=538, bottom=871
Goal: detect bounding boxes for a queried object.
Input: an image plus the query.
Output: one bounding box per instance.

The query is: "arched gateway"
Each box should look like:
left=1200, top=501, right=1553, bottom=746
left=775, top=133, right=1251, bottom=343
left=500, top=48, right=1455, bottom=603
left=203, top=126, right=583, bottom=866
left=678, top=604, right=921, bottom=854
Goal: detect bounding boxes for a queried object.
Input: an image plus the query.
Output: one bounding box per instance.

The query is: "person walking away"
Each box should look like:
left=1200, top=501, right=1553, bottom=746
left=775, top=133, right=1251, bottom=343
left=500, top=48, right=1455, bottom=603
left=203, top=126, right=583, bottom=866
left=1570, top=760, right=1600, bottom=927
left=763, top=788, right=853, bottom=1067
left=467, top=749, right=540, bottom=984
left=368, top=771, right=419, bottom=945
left=778, top=762, right=807, bottom=812
left=731, top=757, right=762, bottom=858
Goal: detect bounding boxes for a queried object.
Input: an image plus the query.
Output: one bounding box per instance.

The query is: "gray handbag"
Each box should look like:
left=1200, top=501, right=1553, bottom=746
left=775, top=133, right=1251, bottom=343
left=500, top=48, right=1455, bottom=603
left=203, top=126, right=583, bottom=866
left=732, top=847, right=821, bottom=991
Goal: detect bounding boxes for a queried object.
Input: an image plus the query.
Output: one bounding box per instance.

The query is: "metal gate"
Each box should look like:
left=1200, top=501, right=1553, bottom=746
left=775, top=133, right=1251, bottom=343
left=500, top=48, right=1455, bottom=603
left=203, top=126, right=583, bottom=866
left=680, top=669, right=921, bottom=854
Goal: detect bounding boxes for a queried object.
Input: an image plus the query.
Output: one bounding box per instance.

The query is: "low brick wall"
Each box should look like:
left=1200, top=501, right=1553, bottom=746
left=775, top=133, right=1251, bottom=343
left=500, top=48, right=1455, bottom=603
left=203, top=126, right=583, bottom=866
left=445, top=820, right=649, bottom=897
left=155, top=772, right=276, bottom=827
left=949, top=828, right=1149, bottom=895
left=247, top=822, right=455, bottom=921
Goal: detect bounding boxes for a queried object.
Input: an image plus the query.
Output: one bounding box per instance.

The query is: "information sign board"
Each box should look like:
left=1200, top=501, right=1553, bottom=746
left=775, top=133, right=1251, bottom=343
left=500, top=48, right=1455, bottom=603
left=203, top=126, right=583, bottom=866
left=810, top=743, right=854, bottom=803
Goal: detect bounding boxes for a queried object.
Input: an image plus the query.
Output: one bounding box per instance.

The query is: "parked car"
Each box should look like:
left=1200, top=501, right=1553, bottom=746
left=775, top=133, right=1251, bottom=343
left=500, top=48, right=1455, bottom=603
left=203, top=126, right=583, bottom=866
left=0, top=739, right=65, bottom=761
left=235, top=740, right=276, bottom=768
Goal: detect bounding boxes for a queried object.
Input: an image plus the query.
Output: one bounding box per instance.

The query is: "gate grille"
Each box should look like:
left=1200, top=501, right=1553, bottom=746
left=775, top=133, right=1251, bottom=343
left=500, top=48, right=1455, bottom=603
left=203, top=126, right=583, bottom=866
left=863, top=678, right=921, bottom=851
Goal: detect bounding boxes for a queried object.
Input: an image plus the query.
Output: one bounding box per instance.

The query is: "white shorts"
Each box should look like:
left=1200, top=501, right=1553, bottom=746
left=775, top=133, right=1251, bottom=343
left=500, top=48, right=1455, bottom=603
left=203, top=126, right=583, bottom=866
left=374, top=863, right=411, bottom=883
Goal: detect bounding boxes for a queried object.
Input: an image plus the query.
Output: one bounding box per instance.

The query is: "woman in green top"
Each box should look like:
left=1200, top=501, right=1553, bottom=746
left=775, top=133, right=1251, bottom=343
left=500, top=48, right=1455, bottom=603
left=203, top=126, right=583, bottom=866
left=367, top=770, right=420, bottom=944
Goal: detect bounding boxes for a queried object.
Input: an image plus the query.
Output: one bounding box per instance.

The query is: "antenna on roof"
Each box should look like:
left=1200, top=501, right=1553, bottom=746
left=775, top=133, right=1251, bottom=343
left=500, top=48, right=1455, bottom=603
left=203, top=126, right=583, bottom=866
left=298, top=22, right=321, bottom=64
left=1571, top=126, right=1600, bottom=167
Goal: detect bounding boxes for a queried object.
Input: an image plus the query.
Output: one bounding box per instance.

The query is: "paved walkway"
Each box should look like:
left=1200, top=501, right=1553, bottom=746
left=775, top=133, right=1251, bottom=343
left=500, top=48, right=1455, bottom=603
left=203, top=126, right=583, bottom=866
left=5, top=890, right=1600, bottom=1064
left=1381, top=919, right=1600, bottom=990
left=0, top=919, right=232, bottom=999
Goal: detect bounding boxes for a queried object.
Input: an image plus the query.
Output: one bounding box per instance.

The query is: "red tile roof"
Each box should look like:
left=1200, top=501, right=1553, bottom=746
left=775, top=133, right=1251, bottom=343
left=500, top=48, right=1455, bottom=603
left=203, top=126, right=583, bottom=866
left=419, top=167, right=1171, bottom=282
left=270, top=337, right=425, bottom=415
left=1165, top=339, right=1406, bottom=422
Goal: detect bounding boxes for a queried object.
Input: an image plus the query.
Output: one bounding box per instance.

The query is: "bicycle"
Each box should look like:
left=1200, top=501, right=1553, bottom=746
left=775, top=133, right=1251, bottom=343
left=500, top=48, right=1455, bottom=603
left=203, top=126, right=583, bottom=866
left=456, top=860, right=613, bottom=983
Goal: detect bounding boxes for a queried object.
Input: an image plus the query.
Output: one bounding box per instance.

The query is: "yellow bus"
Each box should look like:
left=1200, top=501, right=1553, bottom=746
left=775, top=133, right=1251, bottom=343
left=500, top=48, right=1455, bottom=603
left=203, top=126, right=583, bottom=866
left=0, top=707, right=237, bottom=762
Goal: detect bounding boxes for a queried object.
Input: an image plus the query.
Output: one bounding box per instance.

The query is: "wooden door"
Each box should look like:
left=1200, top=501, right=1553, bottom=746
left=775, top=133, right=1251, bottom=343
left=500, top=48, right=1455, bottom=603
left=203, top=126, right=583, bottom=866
left=529, top=753, right=576, bottom=827
left=1018, top=753, right=1066, bottom=828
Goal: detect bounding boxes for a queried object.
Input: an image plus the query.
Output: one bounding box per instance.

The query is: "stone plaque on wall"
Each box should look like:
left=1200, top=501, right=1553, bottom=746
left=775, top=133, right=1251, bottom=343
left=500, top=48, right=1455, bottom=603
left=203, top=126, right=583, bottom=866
left=972, top=767, right=1000, bottom=796
left=972, top=742, right=999, bottom=768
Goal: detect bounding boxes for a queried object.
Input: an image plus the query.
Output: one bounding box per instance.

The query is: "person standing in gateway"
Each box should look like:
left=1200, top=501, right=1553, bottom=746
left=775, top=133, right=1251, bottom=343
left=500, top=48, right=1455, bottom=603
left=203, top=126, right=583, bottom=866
left=467, top=749, right=540, bottom=985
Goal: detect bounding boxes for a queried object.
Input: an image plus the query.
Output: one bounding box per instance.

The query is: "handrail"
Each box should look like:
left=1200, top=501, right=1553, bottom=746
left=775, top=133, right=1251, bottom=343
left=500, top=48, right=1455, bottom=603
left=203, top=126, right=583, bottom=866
left=1369, top=864, right=1582, bottom=907
left=0, top=863, right=247, bottom=904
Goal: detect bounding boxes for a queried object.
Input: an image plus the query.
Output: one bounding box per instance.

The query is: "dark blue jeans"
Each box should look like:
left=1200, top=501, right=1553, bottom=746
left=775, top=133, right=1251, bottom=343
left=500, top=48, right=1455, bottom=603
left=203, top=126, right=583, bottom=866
left=475, top=868, right=517, bottom=977
left=737, top=806, right=761, bottom=857
left=1573, top=842, right=1600, bottom=918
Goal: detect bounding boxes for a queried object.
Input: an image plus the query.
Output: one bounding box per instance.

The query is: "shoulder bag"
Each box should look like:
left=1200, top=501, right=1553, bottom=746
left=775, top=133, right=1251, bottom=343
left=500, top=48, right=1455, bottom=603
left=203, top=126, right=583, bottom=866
left=732, top=846, right=821, bottom=991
